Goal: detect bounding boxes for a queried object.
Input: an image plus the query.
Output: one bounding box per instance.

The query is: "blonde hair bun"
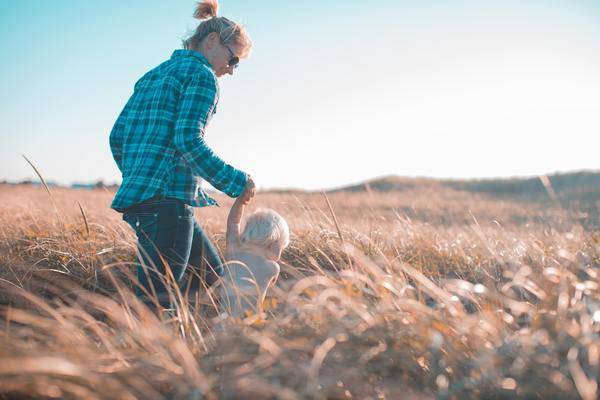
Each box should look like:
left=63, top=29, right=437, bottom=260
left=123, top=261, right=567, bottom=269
left=193, top=0, right=219, bottom=20
left=184, top=0, right=252, bottom=58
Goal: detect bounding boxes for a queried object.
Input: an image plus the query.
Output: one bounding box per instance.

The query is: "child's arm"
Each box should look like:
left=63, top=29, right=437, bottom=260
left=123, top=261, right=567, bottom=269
left=226, top=177, right=255, bottom=252
left=268, top=262, right=280, bottom=288
left=226, top=197, right=244, bottom=250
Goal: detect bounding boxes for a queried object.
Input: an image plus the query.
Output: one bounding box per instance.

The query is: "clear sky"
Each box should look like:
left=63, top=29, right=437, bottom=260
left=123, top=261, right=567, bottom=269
left=1, top=0, right=599, bottom=190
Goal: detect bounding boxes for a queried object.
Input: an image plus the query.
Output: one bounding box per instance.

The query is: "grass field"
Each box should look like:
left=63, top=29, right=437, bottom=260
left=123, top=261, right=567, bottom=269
left=0, top=182, right=598, bottom=399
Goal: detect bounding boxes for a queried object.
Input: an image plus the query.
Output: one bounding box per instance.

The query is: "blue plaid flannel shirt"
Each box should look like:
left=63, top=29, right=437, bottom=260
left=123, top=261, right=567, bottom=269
left=109, top=50, right=248, bottom=211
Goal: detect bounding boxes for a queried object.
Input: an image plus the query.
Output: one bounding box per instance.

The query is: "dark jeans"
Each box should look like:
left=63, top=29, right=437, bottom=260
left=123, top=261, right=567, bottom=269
left=122, top=197, right=223, bottom=308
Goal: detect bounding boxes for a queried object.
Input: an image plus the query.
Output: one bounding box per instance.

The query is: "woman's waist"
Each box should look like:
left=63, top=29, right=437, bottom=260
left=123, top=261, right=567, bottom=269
left=121, top=195, right=194, bottom=217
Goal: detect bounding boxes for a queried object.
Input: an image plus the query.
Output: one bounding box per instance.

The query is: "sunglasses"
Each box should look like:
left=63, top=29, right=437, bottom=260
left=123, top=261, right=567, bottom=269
left=223, top=43, right=239, bottom=69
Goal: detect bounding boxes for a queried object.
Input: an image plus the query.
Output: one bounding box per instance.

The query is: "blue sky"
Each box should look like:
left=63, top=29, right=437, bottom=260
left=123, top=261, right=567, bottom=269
left=1, top=0, right=599, bottom=190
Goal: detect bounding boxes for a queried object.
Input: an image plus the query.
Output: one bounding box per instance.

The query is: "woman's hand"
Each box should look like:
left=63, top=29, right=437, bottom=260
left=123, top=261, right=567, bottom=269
left=240, top=176, right=255, bottom=205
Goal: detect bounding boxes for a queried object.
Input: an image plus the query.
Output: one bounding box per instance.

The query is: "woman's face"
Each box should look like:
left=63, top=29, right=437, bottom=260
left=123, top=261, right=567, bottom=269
left=202, top=32, right=241, bottom=78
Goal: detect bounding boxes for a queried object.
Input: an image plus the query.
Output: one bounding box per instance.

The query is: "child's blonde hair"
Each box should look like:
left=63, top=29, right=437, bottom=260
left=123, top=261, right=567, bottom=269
left=241, top=208, right=289, bottom=253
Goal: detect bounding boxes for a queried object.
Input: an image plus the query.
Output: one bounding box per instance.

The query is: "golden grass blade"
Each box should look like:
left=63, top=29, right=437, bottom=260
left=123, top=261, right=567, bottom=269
left=21, top=155, right=52, bottom=197
left=539, top=174, right=560, bottom=205
left=321, top=191, right=344, bottom=243
left=0, top=356, right=83, bottom=376
left=396, top=261, right=464, bottom=317
left=308, top=336, right=337, bottom=390
left=21, top=154, right=65, bottom=233
left=568, top=347, right=598, bottom=400
left=77, top=201, right=90, bottom=238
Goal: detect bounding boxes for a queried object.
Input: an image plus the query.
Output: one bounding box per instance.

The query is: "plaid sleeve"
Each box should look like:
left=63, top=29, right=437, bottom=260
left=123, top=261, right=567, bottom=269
left=173, top=72, right=248, bottom=198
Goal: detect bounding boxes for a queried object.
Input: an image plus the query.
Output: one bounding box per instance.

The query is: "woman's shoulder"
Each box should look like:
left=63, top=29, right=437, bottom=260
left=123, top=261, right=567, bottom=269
left=172, top=57, right=217, bottom=84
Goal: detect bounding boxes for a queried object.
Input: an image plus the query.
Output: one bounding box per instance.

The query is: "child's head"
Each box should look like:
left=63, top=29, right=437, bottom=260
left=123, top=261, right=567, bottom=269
left=241, top=208, right=289, bottom=261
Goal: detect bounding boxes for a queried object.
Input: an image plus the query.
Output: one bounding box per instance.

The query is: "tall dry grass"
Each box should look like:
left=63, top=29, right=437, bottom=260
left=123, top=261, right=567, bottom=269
left=0, top=184, right=599, bottom=399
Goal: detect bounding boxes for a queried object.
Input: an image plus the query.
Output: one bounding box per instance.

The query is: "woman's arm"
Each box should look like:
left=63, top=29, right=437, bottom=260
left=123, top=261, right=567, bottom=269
left=109, top=112, right=126, bottom=172
left=173, top=71, right=248, bottom=198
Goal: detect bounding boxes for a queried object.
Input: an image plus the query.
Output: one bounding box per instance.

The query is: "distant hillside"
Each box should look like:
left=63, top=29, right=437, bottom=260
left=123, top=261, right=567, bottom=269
left=447, top=171, right=600, bottom=204
left=331, top=171, right=600, bottom=205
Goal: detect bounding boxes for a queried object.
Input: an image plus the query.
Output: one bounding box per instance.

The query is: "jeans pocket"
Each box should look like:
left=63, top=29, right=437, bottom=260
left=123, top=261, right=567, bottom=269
left=125, top=212, right=160, bottom=245
left=172, top=214, right=194, bottom=253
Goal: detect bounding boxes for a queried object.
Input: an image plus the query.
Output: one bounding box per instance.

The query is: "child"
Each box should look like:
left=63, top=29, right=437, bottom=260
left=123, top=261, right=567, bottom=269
left=219, top=184, right=290, bottom=318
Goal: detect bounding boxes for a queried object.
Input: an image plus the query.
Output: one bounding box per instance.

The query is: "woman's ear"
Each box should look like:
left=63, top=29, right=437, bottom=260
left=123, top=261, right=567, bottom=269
left=204, top=31, right=220, bottom=50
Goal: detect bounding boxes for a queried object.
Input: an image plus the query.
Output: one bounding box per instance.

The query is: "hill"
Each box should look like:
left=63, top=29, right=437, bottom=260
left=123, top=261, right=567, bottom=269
left=330, top=170, right=600, bottom=205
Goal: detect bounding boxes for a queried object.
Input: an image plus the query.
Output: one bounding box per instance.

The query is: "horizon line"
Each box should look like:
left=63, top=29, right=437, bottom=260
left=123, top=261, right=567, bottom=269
left=3, top=168, right=598, bottom=192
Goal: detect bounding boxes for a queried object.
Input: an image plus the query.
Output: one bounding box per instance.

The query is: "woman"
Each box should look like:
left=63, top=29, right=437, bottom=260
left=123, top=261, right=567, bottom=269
left=109, top=0, right=255, bottom=308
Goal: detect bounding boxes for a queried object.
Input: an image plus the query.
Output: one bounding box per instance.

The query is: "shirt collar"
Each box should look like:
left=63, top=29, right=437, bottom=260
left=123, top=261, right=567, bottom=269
left=171, top=49, right=212, bottom=67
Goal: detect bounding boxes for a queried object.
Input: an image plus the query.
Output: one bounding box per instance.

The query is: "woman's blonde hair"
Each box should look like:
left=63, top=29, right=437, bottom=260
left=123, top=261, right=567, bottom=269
left=183, top=0, right=252, bottom=58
